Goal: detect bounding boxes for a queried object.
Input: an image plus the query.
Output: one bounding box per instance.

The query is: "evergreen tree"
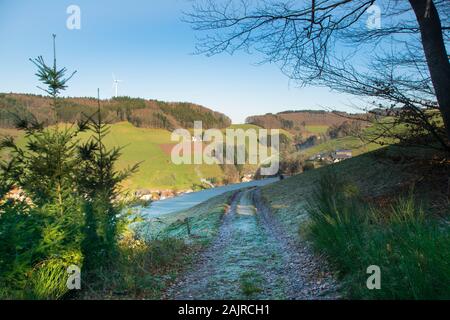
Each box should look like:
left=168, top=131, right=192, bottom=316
left=77, top=89, right=139, bottom=273
left=0, top=34, right=139, bottom=298
left=0, top=34, right=85, bottom=299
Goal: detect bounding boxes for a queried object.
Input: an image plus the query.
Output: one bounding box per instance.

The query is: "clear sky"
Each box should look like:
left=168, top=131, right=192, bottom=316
left=0, top=0, right=359, bottom=123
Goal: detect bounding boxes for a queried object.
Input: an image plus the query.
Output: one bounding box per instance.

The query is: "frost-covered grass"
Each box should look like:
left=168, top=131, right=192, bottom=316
left=134, top=191, right=234, bottom=242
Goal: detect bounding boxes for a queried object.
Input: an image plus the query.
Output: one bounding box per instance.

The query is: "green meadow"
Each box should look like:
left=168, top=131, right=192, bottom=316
left=299, top=122, right=397, bottom=158
left=1, top=122, right=225, bottom=191
left=1, top=122, right=291, bottom=191
left=304, top=125, right=329, bottom=134
left=301, top=134, right=383, bottom=158
left=0, top=119, right=402, bottom=191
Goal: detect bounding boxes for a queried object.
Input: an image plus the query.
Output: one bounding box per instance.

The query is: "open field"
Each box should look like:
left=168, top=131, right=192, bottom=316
left=85, top=122, right=225, bottom=190
left=301, top=134, right=382, bottom=158
left=298, top=121, right=397, bottom=158
left=0, top=122, right=282, bottom=191
left=0, top=122, right=225, bottom=190
left=304, top=125, right=329, bottom=134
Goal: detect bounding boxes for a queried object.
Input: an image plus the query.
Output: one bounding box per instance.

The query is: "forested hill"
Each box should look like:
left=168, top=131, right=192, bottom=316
left=0, top=93, right=231, bottom=129
left=246, top=110, right=367, bottom=132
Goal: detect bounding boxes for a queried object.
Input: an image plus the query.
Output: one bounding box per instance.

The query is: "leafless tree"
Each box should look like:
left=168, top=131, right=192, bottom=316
left=185, top=0, right=450, bottom=151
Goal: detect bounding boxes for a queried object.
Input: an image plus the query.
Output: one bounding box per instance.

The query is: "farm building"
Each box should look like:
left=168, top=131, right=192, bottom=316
left=332, top=149, right=353, bottom=162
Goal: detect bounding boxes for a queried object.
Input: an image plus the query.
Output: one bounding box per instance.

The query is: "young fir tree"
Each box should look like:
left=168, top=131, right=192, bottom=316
left=0, top=34, right=85, bottom=299
left=77, top=89, right=139, bottom=273
left=0, top=34, right=139, bottom=298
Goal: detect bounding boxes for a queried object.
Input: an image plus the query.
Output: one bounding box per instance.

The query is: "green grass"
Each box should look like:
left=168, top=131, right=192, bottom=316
left=1, top=121, right=293, bottom=190
left=1, top=122, right=225, bottom=190
left=305, top=125, right=329, bottom=134
left=306, top=171, right=450, bottom=299
left=82, top=122, right=225, bottom=190
left=298, top=121, right=398, bottom=158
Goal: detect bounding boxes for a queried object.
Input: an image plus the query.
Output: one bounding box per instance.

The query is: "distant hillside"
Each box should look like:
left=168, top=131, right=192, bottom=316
left=246, top=110, right=367, bottom=134
left=0, top=122, right=226, bottom=191
left=0, top=93, right=231, bottom=130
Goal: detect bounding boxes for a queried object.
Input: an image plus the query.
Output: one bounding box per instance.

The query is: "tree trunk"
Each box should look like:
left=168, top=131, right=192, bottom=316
left=409, top=0, right=450, bottom=141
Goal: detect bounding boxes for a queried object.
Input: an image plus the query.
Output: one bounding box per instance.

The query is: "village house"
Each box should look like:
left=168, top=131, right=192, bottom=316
left=332, top=149, right=353, bottom=162
left=241, top=174, right=254, bottom=183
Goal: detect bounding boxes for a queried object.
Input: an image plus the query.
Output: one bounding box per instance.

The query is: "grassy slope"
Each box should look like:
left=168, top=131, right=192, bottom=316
left=262, top=147, right=416, bottom=235
left=260, top=145, right=449, bottom=298
left=262, top=140, right=449, bottom=236
left=1, top=122, right=288, bottom=191
left=301, top=135, right=382, bottom=158
left=0, top=122, right=225, bottom=190
left=299, top=123, right=389, bottom=158
left=82, top=122, right=225, bottom=190
left=299, top=116, right=423, bottom=159
left=304, top=125, right=329, bottom=134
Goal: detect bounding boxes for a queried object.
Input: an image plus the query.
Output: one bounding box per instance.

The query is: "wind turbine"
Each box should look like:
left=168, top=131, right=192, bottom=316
left=112, top=73, right=123, bottom=98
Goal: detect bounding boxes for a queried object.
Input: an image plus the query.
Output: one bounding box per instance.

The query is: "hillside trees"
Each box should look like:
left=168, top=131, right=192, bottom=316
left=186, top=0, right=450, bottom=151
left=0, top=94, right=232, bottom=130
left=327, top=121, right=363, bottom=139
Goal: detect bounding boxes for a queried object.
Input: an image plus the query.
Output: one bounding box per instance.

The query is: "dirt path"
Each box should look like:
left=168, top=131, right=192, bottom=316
left=165, top=188, right=338, bottom=300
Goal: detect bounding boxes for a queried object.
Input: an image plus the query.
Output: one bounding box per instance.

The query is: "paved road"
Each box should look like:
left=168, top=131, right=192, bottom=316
left=140, top=178, right=278, bottom=218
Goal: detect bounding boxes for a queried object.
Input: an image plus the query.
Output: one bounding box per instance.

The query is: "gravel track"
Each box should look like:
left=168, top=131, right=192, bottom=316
left=164, top=188, right=338, bottom=300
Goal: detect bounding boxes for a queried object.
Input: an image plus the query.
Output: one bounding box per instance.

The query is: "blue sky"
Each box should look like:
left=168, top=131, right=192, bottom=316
left=0, top=0, right=359, bottom=123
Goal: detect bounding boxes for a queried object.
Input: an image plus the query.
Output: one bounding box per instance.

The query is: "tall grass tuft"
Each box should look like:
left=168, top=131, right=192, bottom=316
left=306, top=170, right=450, bottom=299
left=31, top=251, right=82, bottom=300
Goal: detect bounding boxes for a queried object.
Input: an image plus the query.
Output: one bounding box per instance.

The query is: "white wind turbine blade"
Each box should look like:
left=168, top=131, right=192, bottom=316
left=112, top=73, right=123, bottom=97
